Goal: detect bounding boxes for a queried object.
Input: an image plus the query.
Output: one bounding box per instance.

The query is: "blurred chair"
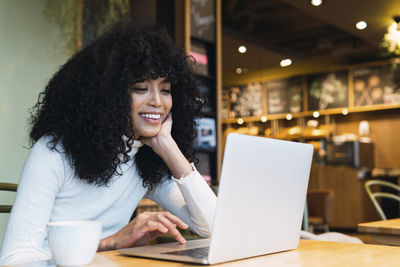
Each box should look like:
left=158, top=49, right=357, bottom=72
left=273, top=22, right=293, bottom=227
left=0, top=182, right=18, bottom=213
left=364, top=179, right=400, bottom=220
left=307, top=189, right=335, bottom=233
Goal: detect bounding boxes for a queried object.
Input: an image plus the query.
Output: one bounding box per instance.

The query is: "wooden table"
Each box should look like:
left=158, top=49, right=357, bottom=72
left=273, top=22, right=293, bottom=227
left=8, top=240, right=400, bottom=266
left=358, top=218, right=400, bottom=246
left=86, top=240, right=400, bottom=266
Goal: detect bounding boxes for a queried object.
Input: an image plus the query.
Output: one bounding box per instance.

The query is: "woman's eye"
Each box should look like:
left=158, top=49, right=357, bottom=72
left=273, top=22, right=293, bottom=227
left=161, top=88, right=171, bottom=94
left=133, top=87, right=147, bottom=93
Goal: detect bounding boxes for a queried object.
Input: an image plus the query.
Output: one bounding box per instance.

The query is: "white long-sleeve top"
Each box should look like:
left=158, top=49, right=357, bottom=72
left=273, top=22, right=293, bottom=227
left=0, top=136, right=217, bottom=265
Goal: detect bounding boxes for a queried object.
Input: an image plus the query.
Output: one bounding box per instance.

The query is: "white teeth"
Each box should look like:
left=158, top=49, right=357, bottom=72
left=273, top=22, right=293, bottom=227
left=140, top=113, right=161, bottom=119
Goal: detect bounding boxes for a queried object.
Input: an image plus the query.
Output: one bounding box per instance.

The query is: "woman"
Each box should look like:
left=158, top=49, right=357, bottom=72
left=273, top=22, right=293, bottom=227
left=0, top=23, right=217, bottom=265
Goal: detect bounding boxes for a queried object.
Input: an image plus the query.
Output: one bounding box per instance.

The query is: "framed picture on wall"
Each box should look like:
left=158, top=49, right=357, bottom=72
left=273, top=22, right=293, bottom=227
left=226, top=82, right=265, bottom=118
left=266, top=76, right=303, bottom=114
left=307, top=70, right=348, bottom=110
left=195, top=117, right=216, bottom=149
left=190, top=0, right=216, bottom=43
left=353, top=64, right=400, bottom=106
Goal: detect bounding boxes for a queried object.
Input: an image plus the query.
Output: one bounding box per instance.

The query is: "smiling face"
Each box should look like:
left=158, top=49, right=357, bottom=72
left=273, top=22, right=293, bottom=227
left=129, top=77, right=172, bottom=139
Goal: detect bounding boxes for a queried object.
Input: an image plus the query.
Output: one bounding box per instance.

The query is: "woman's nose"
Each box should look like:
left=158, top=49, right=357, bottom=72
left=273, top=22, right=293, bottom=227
left=149, top=91, right=161, bottom=106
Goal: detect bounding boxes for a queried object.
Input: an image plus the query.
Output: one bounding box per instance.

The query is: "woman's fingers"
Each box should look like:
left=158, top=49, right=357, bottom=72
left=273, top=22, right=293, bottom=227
left=120, top=211, right=190, bottom=246
left=144, top=220, right=169, bottom=234
left=142, top=212, right=188, bottom=244
left=159, top=113, right=173, bottom=134
left=154, top=214, right=187, bottom=244
left=162, top=211, right=188, bottom=229
left=165, top=112, right=172, bottom=123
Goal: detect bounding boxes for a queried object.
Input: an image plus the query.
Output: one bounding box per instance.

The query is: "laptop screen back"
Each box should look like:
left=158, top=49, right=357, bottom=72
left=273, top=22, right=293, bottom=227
left=208, top=133, right=313, bottom=264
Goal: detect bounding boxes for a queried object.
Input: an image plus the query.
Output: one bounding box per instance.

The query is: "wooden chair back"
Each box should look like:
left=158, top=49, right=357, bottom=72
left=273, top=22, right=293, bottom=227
left=0, top=182, right=18, bottom=213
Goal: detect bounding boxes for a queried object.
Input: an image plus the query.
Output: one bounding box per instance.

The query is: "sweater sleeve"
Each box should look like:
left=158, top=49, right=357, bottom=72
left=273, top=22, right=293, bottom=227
left=145, top=164, right=217, bottom=237
left=0, top=138, right=66, bottom=265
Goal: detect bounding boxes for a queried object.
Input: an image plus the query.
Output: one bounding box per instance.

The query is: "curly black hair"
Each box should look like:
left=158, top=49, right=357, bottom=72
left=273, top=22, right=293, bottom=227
left=29, top=23, right=203, bottom=188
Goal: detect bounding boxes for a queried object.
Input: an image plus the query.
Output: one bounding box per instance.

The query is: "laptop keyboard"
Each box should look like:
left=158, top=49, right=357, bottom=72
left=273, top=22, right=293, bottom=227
left=163, top=247, right=209, bottom=258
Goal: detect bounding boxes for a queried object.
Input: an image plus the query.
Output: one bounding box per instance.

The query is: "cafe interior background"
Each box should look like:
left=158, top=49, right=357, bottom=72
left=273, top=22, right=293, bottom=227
left=1, top=0, right=400, bottom=245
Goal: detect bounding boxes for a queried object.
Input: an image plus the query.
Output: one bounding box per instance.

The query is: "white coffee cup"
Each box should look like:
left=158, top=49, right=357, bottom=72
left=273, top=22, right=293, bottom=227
left=31, top=220, right=102, bottom=266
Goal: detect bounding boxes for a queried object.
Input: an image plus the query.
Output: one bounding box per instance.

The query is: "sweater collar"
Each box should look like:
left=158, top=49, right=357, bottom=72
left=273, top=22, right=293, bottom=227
left=132, top=139, right=143, bottom=148
left=122, top=135, right=144, bottom=156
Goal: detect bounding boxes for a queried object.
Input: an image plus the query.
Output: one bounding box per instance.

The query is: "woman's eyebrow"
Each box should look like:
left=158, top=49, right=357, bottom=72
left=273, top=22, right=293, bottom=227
left=160, top=79, right=172, bottom=85
left=162, top=76, right=172, bottom=82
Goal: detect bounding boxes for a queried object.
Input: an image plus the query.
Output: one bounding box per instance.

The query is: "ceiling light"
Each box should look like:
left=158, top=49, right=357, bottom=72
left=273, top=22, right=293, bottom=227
left=280, top=59, right=292, bottom=67
left=311, top=0, right=322, bottom=7
left=235, top=67, right=247, bottom=74
left=313, top=111, right=320, bottom=118
left=356, top=21, right=367, bottom=30
left=238, top=45, right=247, bottom=53
left=237, top=118, right=244, bottom=125
left=286, top=114, right=293, bottom=120
left=342, top=109, right=349, bottom=115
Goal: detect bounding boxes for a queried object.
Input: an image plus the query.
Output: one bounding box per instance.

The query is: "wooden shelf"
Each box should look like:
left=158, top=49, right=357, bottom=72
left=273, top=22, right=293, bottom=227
left=222, top=104, right=400, bottom=124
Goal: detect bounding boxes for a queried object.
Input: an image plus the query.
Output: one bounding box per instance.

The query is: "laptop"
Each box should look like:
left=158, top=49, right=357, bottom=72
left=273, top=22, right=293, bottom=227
left=118, top=133, right=313, bottom=264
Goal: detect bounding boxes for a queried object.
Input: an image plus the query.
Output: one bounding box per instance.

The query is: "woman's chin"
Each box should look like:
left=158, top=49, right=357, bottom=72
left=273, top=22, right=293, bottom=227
left=139, top=130, right=161, bottom=138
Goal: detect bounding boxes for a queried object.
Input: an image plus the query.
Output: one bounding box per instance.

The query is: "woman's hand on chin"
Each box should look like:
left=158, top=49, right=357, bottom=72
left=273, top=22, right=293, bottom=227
left=140, top=113, right=174, bottom=156
left=97, top=211, right=188, bottom=251
left=141, top=112, right=193, bottom=179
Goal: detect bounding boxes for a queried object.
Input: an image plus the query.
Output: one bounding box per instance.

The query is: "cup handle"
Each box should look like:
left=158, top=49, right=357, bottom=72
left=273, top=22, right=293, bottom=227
left=30, top=229, right=52, bottom=257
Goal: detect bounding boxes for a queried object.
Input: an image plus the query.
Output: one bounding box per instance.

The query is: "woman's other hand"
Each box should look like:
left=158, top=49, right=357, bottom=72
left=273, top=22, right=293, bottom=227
left=98, top=211, right=188, bottom=251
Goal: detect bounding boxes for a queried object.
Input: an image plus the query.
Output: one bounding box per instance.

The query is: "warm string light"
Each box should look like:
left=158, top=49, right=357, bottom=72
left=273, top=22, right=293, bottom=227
left=235, top=67, right=247, bottom=74
left=261, top=116, right=267, bottom=122
left=382, top=17, right=400, bottom=55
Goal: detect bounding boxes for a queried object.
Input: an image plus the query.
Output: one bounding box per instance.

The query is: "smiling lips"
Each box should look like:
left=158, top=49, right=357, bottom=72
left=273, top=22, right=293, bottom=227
left=139, top=113, right=162, bottom=123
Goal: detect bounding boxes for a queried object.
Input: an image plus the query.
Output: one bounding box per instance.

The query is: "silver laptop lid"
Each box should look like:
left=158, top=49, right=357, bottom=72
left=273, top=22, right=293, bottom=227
left=208, top=133, right=313, bottom=264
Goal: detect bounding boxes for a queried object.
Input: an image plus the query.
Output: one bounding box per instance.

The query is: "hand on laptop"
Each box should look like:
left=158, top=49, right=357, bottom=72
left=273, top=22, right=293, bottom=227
left=98, top=211, right=189, bottom=251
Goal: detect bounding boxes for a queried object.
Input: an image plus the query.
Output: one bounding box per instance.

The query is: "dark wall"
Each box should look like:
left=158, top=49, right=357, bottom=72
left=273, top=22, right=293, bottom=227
left=130, top=0, right=175, bottom=38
